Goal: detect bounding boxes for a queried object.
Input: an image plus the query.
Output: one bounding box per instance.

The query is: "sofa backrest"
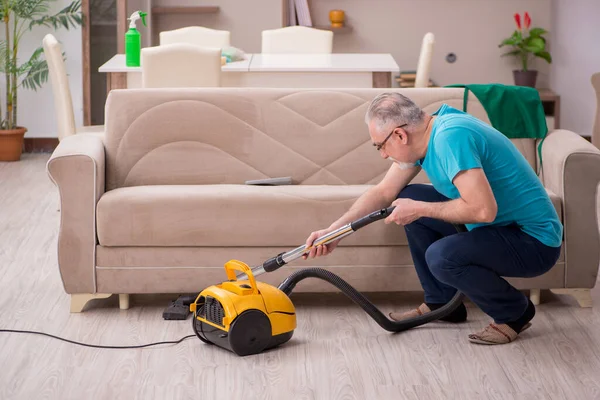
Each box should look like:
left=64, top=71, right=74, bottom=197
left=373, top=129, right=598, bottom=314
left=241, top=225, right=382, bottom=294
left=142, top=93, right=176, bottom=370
left=103, top=87, right=538, bottom=191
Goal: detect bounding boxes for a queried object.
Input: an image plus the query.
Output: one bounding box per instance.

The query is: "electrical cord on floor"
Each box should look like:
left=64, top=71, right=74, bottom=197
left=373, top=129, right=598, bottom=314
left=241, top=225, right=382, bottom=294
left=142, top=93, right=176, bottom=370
left=0, top=329, right=195, bottom=349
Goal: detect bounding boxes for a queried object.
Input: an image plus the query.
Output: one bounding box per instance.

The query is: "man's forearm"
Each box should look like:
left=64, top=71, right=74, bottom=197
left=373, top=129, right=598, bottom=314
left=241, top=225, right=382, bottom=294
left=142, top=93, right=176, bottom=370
left=418, top=198, right=495, bottom=224
left=329, top=186, right=394, bottom=230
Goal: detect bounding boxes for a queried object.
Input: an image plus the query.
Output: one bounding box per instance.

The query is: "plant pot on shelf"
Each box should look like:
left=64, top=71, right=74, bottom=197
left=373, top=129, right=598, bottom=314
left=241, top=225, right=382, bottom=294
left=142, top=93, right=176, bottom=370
left=513, top=70, right=538, bottom=87
left=0, top=127, right=27, bottom=161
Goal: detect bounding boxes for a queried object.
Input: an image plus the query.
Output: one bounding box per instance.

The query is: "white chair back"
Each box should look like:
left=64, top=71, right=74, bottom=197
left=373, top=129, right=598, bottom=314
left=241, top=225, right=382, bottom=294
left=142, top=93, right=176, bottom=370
left=261, top=26, right=333, bottom=54
left=42, top=34, right=76, bottom=141
left=591, top=72, right=600, bottom=148
left=141, top=44, right=222, bottom=88
left=414, top=32, right=435, bottom=88
left=159, top=26, right=230, bottom=48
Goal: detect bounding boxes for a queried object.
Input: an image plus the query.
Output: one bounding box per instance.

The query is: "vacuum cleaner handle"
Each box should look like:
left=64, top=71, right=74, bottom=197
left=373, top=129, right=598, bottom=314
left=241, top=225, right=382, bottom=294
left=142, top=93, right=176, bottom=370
left=350, top=206, right=396, bottom=230
left=237, top=206, right=396, bottom=280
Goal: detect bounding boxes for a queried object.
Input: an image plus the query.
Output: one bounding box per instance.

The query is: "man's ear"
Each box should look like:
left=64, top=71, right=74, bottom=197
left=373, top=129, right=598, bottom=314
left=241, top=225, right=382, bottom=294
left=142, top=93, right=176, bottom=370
left=397, top=127, right=408, bottom=144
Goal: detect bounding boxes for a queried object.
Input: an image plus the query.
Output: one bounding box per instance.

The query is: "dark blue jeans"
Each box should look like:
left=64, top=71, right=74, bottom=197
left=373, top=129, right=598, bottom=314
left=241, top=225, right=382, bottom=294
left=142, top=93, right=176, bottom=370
left=398, top=184, right=561, bottom=324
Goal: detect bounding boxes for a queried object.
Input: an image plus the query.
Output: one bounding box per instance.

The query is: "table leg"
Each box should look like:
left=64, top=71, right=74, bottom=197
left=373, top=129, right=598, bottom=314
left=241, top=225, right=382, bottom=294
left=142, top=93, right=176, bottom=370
left=372, top=72, right=391, bottom=88
left=106, top=72, right=127, bottom=96
left=554, top=95, right=561, bottom=129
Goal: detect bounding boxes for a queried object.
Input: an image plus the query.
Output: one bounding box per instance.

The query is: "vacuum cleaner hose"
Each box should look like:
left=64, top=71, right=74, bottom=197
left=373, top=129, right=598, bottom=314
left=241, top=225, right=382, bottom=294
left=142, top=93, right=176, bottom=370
left=278, top=268, right=464, bottom=332
left=239, top=206, right=469, bottom=332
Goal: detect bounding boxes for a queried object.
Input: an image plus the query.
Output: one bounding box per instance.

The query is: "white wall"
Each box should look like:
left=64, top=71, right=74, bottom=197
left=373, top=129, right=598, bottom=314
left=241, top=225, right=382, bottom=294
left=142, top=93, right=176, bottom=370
left=147, top=0, right=284, bottom=51
left=308, top=0, right=552, bottom=88
left=0, top=0, right=83, bottom=138
left=7, top=0, right=599, bottom=138
left=550, top=0, right=600, bottom=137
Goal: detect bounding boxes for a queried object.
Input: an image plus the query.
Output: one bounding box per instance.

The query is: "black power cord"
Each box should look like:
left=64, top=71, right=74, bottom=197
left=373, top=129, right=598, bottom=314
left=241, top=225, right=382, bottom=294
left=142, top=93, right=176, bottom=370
left=0, top=329, right=195, bottom=349
left=0, top=296, right=202, bottom=349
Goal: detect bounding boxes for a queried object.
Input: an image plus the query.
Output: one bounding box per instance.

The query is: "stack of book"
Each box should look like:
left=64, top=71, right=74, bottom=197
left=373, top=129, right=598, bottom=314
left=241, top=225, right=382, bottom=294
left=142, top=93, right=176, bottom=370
left=395, top=70, right=436, bottom=87
left=289, top=0, right=312, bottom=26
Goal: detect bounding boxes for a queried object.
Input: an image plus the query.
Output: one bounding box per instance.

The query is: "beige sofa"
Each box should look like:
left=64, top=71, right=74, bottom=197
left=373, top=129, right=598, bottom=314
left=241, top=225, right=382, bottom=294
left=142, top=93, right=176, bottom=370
left=47, top=87, right=600, bottom=312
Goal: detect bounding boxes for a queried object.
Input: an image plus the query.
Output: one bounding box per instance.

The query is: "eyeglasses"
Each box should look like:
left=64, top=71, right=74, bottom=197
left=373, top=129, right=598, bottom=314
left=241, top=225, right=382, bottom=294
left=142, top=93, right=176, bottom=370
left=373, top=123, right=407, bottom=151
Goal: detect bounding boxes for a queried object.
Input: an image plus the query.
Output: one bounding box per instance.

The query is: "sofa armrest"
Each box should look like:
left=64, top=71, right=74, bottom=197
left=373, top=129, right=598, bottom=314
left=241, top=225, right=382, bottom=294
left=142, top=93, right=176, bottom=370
left=47, top=134, right=105, bottom=294
left=541, top=129, right=600, bottom=288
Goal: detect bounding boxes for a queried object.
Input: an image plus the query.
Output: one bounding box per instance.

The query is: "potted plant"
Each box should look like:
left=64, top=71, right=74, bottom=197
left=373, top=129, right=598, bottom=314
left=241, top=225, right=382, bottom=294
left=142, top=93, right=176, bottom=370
left=0, top=0, right=82, bottom=161
left=499, top=12, right=552, bottom=87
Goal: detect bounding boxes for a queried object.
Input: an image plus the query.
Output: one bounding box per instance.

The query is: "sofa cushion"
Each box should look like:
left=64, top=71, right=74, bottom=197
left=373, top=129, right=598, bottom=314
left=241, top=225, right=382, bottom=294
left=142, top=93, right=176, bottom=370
left=545, top=188, right=562, bottom=222
left=96, top=184, right=408, bottom=247
left=97, top=185, right=563, bottom=248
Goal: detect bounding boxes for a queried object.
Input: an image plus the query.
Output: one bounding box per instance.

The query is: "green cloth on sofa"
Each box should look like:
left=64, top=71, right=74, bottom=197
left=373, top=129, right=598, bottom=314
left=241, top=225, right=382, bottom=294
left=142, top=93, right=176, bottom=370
left=445, top=83, right=548, bottom=167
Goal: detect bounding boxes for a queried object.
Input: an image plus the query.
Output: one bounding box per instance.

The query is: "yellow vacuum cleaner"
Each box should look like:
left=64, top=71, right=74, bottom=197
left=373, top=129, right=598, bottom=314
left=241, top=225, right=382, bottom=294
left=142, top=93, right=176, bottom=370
left=191, top=207, right=465, bottom=357
left=190, top=259, right=296, bottom=356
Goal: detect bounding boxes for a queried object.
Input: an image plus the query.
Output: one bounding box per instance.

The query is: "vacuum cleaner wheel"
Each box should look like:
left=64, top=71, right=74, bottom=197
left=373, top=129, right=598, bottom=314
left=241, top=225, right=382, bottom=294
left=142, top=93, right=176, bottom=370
left=192, top=314, right=211, bottom=345
left=229, top=310, right=272, bottom=356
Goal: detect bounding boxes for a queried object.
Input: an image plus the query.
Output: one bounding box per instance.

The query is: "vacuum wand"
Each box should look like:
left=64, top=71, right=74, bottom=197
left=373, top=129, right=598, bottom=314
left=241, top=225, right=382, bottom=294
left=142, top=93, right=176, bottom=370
left=236, top=206, right=396, bottom=281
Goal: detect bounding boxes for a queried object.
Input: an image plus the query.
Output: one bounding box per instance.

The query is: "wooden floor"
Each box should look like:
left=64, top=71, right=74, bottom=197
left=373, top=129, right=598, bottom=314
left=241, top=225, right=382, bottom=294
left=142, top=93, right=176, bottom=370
left=1, top=154, right=600, bottom=400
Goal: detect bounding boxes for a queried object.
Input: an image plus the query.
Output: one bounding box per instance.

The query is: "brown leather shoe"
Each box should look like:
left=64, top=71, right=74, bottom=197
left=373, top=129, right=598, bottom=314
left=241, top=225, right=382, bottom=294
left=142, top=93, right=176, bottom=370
left=468, top=322, right=532, bottom=345
left=389, top=303, right=431, bottom=321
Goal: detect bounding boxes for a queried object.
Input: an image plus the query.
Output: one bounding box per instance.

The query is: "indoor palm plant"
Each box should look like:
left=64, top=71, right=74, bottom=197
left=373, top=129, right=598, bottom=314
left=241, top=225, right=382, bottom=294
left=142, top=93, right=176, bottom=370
left=499, top=12, right=552, bottom=87
left=0, top=0, right=82, bottom=161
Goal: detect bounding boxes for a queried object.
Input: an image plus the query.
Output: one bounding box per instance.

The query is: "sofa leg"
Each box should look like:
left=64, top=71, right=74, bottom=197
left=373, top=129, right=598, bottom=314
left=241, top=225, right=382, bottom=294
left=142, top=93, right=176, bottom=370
left=119, top=294, right=130, bottom=310
left=70, top=293, right=112, bottom=313
left=530, top=289, right=541, bottom=305
left=550, top=288, right=593, bottom=308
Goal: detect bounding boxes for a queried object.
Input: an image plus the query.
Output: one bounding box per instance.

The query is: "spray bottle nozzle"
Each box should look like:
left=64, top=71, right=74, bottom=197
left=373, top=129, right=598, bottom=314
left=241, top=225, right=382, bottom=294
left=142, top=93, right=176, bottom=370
left=128, top=11, right=147, bottom=29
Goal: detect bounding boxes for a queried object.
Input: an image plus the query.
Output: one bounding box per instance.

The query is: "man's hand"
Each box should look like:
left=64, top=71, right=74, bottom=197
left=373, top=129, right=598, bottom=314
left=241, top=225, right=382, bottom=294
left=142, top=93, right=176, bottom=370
left=302, top=227, right=341, bottom=259
left=384, top=198, right=423, bottom=225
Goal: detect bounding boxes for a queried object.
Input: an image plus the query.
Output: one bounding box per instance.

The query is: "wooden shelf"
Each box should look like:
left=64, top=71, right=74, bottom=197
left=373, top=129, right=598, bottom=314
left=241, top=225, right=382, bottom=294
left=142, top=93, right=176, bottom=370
left=152, top=6, right=220, bottom=15
left=537, top=88, right=558, bottom=102
left=314, top=25, right=352, bottom=33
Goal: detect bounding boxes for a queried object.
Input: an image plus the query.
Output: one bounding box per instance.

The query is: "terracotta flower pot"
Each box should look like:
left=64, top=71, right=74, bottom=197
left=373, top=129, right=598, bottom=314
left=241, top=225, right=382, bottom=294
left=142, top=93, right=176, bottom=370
left=513, top=70, right=538, bottom=87
left=0, top=126, right=27, bottom=161
left=329, top=10, right=345, bottom=28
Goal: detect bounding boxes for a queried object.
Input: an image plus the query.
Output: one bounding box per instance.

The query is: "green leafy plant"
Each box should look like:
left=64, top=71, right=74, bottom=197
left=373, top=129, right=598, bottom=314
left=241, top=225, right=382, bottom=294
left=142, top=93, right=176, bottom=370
left=0, top=0, right=82, bottom=130
left=499, top=12, right=552, bottom=72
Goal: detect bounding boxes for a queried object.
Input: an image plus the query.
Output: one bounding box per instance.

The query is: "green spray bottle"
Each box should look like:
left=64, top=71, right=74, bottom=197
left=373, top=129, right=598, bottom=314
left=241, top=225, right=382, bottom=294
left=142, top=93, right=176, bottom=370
left=125, top=11, right=147, bottom=67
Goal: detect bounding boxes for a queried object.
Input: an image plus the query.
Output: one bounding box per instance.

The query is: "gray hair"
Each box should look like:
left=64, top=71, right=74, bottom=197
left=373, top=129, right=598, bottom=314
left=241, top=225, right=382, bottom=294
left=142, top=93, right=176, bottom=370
left=364, top=92, right=425, bottom=133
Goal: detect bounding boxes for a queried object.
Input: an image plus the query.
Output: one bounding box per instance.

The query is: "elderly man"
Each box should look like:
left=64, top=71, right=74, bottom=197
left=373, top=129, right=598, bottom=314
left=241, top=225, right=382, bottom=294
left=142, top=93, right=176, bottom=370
left=303, top=92, right=562, bottom=345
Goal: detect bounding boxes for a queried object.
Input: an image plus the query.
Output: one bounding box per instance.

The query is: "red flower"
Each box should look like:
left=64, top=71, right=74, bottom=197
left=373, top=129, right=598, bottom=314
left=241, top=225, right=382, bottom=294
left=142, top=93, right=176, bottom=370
left=524, top=12, right=531, bottom=29
left=514, top=13, right=521, bottom=30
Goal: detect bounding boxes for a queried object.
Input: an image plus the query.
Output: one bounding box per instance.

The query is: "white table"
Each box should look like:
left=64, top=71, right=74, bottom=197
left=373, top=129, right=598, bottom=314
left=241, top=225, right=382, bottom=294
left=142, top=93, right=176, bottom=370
left=98, top=53, right=252, bottom=92
left=98, top=53, right=399, bottom=92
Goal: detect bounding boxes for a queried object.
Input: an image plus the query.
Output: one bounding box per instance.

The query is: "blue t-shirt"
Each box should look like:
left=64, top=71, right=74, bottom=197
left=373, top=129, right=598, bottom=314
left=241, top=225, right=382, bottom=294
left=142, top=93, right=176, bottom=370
left=416, top=104, right=563, bottom=248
